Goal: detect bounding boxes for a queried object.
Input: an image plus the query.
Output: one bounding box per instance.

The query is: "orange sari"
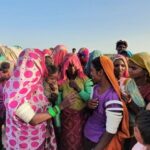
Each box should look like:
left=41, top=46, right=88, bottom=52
left=100, top=56, right=130, bottom=150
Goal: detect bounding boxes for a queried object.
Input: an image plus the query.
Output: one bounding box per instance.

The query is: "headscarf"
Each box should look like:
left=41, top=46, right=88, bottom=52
left=85, top=50, right=103, bottom=77
left=53, top=45, right=67, bottom=67
left=100, top=56, right=121, bottom=98
left=100, top=56, right=130, bottom=150
left=4, top=48, right=49, bottom=114
left=113, top=54, right=129, bottom=78
left=59, top=54, right=86, bottom=85
left=43, top=49, right=53, bottom=56
left=77, top=47, right=89, bottom=65
left=10, top=46, right=22, bottom=58
left=0, top=45, right=19, bottom=64
left=120, top=50, right=133, bottom=58
left=130, top=52, right=150, bottom=76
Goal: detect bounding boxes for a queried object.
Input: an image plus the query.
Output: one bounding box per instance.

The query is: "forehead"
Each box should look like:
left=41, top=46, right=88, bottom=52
left=129, top=60, right=140, bottom=67
left=114, top=59, right=125, bottom=64
left=118, top=44, right=126, bottom=47
left=48, top=72, right=58, bottom=78
left=128, top=60, right=145, bottom=72
left=90, top=63, right=96, bottom=70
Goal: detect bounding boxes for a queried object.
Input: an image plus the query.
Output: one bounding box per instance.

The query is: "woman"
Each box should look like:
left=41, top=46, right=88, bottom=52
left=77, top=47, right=89, bottom=71
left=85, top=50, right=103, bottom=78
left=57, top=53, right=93, bottom=150
left=4, top=48, right=76, bottom=150
left=129, top=52, right=150, bottom=105
left=114, top=55, right=145, bottom=149
left=84, top=56, right=129, bottom=150
left=53, top=45, right=68, bottom=68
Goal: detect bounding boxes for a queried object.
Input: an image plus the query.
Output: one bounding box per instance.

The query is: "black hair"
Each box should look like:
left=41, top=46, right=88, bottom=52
left=116, top=40, right=128, bottom=48
left=91, top=57, right=103, bottom=72
left=135, top=110, right=150, bottom=145
left=1, top=62, right=10, bottom=70
left=46, top=64, right=58, bottom=75
left=72, top=48, right=76, bottom=53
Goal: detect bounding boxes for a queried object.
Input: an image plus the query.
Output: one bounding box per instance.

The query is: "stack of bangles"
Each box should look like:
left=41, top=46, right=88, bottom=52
left=48, top=105, right=61, bottom=117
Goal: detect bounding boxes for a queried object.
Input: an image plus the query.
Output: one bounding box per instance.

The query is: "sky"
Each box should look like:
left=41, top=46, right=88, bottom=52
left=0, top=0, right=150, bottom=54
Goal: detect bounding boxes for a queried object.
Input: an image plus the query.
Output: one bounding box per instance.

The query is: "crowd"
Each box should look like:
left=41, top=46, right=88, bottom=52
left=0, top=40, right=150, bottom=150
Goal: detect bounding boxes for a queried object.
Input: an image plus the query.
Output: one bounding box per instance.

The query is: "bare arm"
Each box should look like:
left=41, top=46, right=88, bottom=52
left=29, top=112, right=52, bottom=125
left=94, top=132, right=114, bottom=150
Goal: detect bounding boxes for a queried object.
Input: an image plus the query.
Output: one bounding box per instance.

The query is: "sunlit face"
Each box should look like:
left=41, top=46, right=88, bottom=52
left=128, top=60, right=145, bottom=79
left=45, top=56, right=54, bottom=65
left=66, top=63, right=76, bottom=76
left=114, top=59, right=126, bottom=78
left=47, top=72, right=58, bottom=84
left=90, top=64, right=101, bottom=83
left=78, top=53, right=88, bottom=66
left=117, top=44, right=127, bottom=53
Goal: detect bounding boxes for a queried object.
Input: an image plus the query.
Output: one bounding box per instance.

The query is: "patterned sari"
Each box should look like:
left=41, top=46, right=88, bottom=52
left=4, top=49, right=56, bottom=150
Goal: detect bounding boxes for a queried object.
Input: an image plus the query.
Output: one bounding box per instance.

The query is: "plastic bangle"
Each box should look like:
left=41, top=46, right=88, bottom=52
left=48, top=106, right=56, bottom=117
left=127, top=98, right=132, bottom=104
left=54, top=105, right=60, bottom=113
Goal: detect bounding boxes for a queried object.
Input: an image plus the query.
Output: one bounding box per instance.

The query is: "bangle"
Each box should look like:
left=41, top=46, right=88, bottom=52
left=48, top=106, right=56, bottom=117
left=54, top=105, right=60, bottom=113
left=127, top=98, right=132, bottom=104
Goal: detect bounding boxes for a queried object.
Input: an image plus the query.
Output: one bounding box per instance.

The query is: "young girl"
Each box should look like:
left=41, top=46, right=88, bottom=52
left=84, top=56, right=129, bottom=150
left=132, top=110, right=150, bottom=150
left=43, top=64, right=58, bottom=105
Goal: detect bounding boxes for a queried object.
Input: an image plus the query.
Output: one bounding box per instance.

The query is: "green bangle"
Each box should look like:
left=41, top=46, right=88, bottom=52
left=54, top=105, right=60, bottom=113
left=48, top=106, right=56, bottom=117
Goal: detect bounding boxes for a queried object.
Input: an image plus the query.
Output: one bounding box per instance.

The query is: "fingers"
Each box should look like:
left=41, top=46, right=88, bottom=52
left=65, top=93, right=76, bottom=99
left=88, top=99, right=99, bottom=109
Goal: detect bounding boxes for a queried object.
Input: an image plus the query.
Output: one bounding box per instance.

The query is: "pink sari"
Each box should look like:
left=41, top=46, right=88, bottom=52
left=4, top=49, right=57, bottom=150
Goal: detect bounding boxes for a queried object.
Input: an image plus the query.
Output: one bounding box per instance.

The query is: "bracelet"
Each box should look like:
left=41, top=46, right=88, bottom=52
left=127, top=98, right=132, bottom=104
left=48, top=106, right=56, bottom=117
left=54, top=105, right=60, bottom=114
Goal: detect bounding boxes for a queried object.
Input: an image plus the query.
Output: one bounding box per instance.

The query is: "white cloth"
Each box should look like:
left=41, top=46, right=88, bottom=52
left=106, top=110, right=123, bottom=134
left=16, top=101, right=36, bottom=123
left=132, top=142, right=146, bottom=150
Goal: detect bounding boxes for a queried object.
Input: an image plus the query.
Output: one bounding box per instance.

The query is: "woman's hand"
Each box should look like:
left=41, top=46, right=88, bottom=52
left=121, top=93, right=132, bottom=104
left=69, top=80, right=81, bottom=92
left=59, top=93, right=76, bottom=110
left=87, top=99, right=99, bottom=109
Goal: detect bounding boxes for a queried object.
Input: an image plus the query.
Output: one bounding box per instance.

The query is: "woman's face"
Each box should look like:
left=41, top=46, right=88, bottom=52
left=78, top=53, right=88, bottom=66
left=45, top=56, right=54, bottom=65
left=114, top=59, right=126, bottom=78
left=128, top=60, right=145, bottom=79
left=90, top=64, right=101, bottom=83
left=66, top=63, right=76, bottom=76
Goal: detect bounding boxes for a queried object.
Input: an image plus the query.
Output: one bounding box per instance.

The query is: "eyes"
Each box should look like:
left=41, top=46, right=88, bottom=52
left=114, top=64, right=125, bottom=68
left=128, top=66, right=137, bottom=71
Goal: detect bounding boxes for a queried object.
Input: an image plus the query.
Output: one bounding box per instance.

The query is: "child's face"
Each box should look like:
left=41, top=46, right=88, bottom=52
left=47, top=72, right=58, bottom=83
left=134, top=125, right=144, bottom=144
left=2, top=68, right=9, bottom=73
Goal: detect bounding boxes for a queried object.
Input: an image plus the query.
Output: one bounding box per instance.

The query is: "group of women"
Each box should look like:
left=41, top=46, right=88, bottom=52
left=0, top=45, right=150, bottom=150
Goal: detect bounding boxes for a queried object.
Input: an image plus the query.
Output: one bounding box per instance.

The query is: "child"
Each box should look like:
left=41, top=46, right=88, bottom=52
left=43, top=64, right=58, bottom=105
left=132, top=110, right=150, bottom=150
left=0, top=62, right=11, bottom=149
